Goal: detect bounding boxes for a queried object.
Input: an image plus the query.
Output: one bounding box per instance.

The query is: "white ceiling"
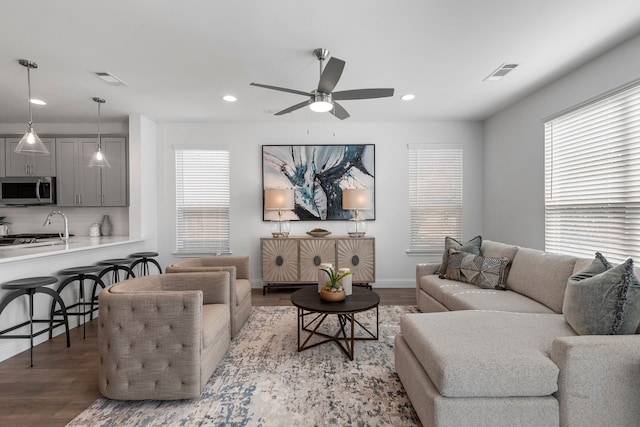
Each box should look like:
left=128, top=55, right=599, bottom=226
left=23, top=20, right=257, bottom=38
left=2, top=0, right=640, bottom=125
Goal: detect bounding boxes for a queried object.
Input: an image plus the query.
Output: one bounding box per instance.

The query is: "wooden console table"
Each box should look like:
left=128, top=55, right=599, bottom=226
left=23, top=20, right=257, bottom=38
left=260, top=235, right=375, bottom=294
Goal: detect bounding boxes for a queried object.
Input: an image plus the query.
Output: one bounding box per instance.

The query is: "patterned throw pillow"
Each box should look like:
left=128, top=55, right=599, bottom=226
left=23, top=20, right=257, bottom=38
left=444, top=249, right=510, bottom=290
left=437, top=235, right=483, bottom=278
left=563, top=252, right=640, bottom=335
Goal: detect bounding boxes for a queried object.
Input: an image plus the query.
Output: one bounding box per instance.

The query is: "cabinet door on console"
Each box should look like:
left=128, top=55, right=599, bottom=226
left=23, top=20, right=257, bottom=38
left=299, top=238, right=336, bottom=282
left=261, top=238, right=299, bottom=283
left=337, top=238, right=375, bottom=283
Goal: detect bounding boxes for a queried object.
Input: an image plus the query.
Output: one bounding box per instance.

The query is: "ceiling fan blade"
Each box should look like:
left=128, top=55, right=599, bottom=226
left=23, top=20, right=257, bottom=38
left=330, top=101, right=350, bottom=120
left=332, top=88, right=395, bottom=100
left=250, top=82, right=311, bottom=97
left=275, top=100, right=310, bottom=116
left=317, top=57, right=345, bottom=94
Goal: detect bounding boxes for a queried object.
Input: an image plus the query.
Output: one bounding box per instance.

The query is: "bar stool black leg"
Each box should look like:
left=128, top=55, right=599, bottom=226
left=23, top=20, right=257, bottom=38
left=28, top=290, right=34, bottom=367
left=39, top=287, right=70, bottom=348
left=130, top=258, right=163, bottom=276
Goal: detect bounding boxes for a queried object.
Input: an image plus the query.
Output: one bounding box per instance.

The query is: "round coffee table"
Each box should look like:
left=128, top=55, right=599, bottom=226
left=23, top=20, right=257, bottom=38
left=290, top=286, right=380, bottom=360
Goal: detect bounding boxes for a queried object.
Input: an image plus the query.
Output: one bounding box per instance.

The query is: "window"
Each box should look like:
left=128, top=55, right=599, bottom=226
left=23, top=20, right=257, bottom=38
left=544, top=80, right=640, bottom=262
left=408, top=144, right=463, bottom=253
left=175, top=147, right=230, bottom=254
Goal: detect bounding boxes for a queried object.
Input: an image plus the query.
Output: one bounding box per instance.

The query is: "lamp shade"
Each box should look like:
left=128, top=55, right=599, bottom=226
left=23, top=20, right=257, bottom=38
left=342, top=189, right=372, bottom=210
left=265, top=189, right=295, bottom=210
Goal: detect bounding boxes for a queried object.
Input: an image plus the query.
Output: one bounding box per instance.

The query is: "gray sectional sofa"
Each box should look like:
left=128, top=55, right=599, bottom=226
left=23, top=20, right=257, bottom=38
left=396, top=240, right=640, bottom=427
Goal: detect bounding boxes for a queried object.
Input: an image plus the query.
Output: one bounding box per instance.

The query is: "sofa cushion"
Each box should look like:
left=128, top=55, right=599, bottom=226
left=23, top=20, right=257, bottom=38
left=444, top=289, right=556, bottom=313
left=506, top=248, right=577, bottom=313
left=481, top=240, right=519, bottom=260
left=420, top=274, right=556, bottom=313
left=401, top=311, right=576, bottom=398
left=445, top=249, right=510, bottom=289
left=420, top=275, right=478, bottom=305
left=564, top=253, right=640, bottom=335
left=437, top=235, right=482, bottom=277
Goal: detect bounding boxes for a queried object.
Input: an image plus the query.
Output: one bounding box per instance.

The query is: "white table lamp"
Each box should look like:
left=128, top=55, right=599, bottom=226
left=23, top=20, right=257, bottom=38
left=265, top=189, right=295, bottom=237
left=342, top=189, right=372, bottom=237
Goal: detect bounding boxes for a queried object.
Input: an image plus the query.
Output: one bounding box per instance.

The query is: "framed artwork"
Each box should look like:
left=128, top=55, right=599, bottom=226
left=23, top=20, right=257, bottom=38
left=262, top=144, right=375, bottom=221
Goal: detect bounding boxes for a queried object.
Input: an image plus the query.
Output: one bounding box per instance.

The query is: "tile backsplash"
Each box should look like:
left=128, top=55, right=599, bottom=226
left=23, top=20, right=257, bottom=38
left=0, top=205, right=128, bottom=236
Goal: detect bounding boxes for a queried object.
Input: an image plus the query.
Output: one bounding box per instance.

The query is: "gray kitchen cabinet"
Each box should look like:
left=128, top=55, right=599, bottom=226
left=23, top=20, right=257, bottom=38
left=0, top=139, right=5, bottom=177
left=100, top=137, right=128, bottom=206
left=5, top=138, right=56, bottom=177
left=56, top=137, right=127, bottom=207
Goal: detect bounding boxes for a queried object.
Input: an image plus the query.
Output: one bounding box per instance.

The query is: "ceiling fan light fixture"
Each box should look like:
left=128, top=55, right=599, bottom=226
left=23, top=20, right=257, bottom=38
left=30, top=98, right=47, bottom=105
left=401, top=94, right=415, bottom=101
left=309, top=93, right=333, bottom=113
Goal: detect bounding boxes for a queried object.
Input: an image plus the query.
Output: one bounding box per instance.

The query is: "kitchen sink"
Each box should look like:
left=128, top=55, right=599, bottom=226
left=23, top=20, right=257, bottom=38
left=0, top=233, right=74, bottom=249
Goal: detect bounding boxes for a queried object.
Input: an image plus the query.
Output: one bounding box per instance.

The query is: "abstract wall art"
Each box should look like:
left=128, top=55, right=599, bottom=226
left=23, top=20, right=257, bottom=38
left=262, top=144, right=375, bottom=221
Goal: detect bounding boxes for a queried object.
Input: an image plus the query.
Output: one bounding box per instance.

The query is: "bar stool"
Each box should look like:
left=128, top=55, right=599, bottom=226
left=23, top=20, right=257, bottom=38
left=128, top=252, right=162, bottom=276
left=97, top=258, right=136, bottom=285
left=50, top=266, right=106, bottom=340
left=0, top=276, right=70, bottom=367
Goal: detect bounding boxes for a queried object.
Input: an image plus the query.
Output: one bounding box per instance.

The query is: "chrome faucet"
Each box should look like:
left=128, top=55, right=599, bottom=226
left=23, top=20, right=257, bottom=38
left=43, top=211, right=69, bottom=242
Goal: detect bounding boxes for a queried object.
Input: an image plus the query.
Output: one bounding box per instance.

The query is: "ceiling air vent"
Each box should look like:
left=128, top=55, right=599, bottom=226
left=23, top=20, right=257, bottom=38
left=483, top=63, right=519, bottom=81
left=95, top=71, right=127, bottom=86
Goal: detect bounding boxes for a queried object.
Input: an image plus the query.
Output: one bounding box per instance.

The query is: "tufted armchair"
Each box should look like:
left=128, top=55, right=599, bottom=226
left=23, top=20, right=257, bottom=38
left=98, top=272, right=231, bottom=400
left=165, top=256, right=251, bottom=337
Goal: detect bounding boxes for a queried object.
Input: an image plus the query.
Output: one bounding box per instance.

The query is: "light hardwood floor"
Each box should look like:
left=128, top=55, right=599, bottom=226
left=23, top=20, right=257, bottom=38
left=0, top=287, right=415, bottom=427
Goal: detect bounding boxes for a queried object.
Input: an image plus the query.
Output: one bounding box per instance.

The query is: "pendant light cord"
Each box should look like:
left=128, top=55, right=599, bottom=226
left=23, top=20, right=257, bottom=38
left=26, top=64, right=33, bottom=126
left=97, top=101, right=102, bottom=151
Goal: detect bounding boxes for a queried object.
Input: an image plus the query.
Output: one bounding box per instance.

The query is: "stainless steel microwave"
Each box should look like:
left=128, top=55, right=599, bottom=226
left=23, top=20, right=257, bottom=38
left=0, top=177, right=56, bottom=205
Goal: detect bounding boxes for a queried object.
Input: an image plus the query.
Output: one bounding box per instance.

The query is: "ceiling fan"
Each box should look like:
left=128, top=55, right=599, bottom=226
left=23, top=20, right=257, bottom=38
left=250, top=48, right=394, bottom=120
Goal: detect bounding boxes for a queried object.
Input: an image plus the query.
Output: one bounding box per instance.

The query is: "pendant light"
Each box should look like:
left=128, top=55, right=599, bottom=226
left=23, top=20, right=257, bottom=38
left=88, top=97, right=111, bottom=168
left=15, top=59, right=49, bottom=155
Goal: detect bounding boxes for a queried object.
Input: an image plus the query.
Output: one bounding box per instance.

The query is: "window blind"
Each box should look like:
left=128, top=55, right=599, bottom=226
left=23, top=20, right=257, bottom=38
left=544, top=81, right=640, bottom=262
left=175, top=148, right=230, bottom=254
left=408, top=144, right=463, bottom=253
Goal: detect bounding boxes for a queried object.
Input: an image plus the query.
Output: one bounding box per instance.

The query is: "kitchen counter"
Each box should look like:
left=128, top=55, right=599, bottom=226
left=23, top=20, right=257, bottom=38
left=0, top=236, right=140, bottom=263
left=0, top=235, right=153, bottom=363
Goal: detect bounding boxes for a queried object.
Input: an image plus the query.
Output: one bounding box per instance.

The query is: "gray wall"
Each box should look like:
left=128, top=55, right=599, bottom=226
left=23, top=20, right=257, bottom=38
left=483, top=33, right=640, bottom=249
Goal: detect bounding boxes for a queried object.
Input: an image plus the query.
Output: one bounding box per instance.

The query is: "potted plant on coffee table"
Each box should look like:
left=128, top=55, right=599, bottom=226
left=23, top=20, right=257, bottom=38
left=320, top=267, right=352, bottom=302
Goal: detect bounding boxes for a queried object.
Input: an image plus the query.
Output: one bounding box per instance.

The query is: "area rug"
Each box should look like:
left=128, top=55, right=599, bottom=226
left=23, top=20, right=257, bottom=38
left=68, top=305, right=421, bottom=427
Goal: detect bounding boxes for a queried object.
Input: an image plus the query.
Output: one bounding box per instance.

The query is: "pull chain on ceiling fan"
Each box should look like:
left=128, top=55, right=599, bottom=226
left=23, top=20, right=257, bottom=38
left=250, top=48, right=394, bottom=120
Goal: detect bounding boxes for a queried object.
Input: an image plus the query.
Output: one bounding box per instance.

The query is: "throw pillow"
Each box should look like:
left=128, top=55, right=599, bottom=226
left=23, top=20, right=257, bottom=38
left=563, top=252, right=640, bottom=335
left=437, top=235, right=482, bottom=278
left=444, top=249, right=510, bottom=290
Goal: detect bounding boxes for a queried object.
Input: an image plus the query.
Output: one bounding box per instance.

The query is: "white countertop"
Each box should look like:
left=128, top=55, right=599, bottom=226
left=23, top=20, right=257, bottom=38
left=0, top=236, right=141, bottom=263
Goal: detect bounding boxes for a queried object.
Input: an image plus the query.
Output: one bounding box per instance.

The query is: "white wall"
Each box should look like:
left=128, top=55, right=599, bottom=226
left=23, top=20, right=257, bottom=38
left=156, top=121, right=483, bottom=288
left=483, top=34, right=640, bottom=249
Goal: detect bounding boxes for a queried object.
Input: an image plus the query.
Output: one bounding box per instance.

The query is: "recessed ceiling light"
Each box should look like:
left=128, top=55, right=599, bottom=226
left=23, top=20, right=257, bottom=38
left=223, top=95, right=237, bottom=102
left=29, top=98, right=46, bottom=105
left=95, top=71, right=127, bottom=86
left=401, top=94, right=415, bottom=101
